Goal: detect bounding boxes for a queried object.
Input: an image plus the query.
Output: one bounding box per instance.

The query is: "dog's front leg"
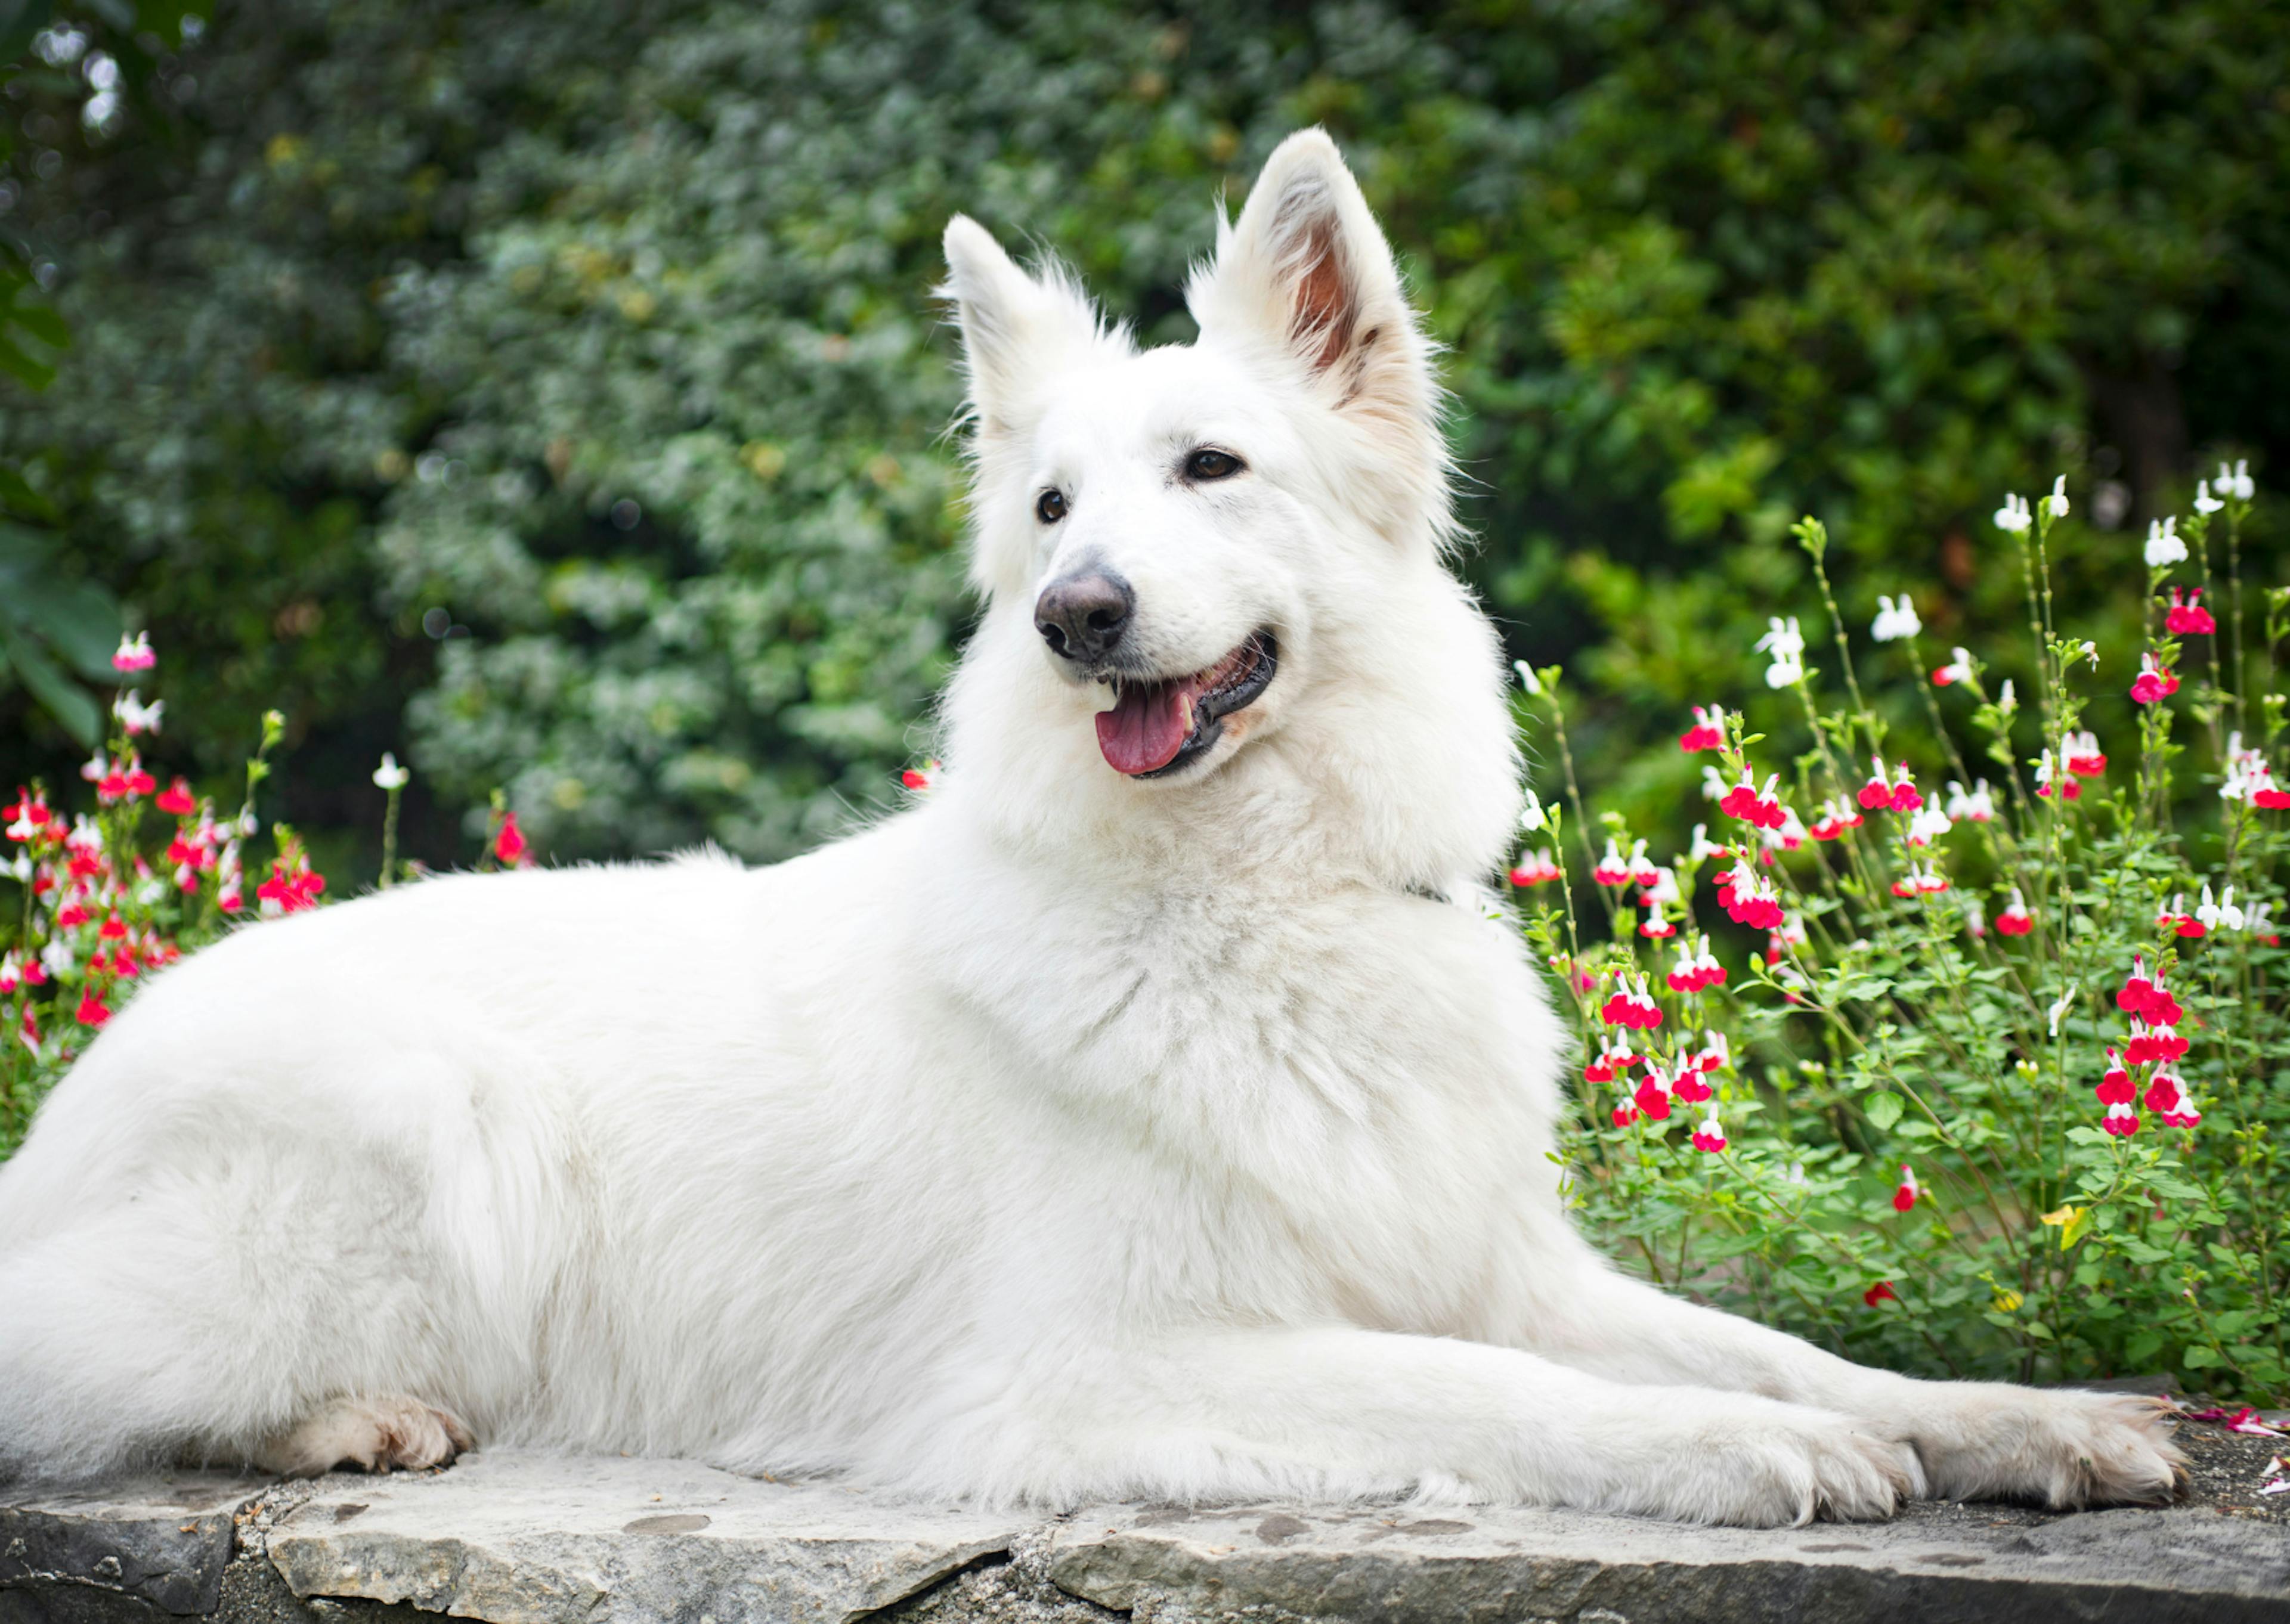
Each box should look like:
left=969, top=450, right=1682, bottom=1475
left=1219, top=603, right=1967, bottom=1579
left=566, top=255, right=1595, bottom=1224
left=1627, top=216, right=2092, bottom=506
left=1500, top=1241, right=2182, bottom=1510
left=951, top=1327, right=1916, bottom=1526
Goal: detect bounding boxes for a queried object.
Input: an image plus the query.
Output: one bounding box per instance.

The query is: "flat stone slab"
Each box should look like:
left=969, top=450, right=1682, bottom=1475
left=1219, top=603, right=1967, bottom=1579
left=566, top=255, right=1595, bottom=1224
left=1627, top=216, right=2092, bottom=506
left=266, top=1452, right=1025, bottom=1624
left=1050, top=1495, right=2290, bottom=1622
left=7, top=1431, right=2289, bottom=1624
left=0, top=1471, right=271, bottom=1616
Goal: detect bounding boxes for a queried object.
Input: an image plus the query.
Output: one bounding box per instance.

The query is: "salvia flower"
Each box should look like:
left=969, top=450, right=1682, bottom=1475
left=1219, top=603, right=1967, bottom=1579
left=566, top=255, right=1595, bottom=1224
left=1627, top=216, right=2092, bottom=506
left=2045, top=475, right=2069, bottom=517
left=1507, top=847, right=1562, bottom=887
left=2129, top=653, right=2179, bottom=705
left=1932, top=647, right=1973, bottom=687
left=2158, top=893, right=2204, bottom=938
left=2063, top=732, right=2106, bottom=777
left=1892, top=1164, right=1920, bottom=1213
left=1593, top=838, right=1630, bottom=887
left=1905, top=805, right=1952, bottom=848
left=2103, top=1101, right=2140, bottom=1138
left=1601, top=973, right=1663, bottom=1030
left=110, top=631, right=155, bottom=672
left=1677, top=705, right=1725, bottom=752
left=1870, top=594, right=1921, bottom=643
left=494, top=811, right=531, bottom=867
left=1632, top=1063, right=1674, bottom=1120
left=372, top=753, right=411, bottom=791
left=2196, top=884, right=2245, bottom=933
left=2165, top=588, right=2215, bottom=636
left=1584, top=1036, right=1638, bottom=1084
left=1944, top=779, right=1996, bottom=822
left=2034, top=749, right=2077, bottom=800
left=2194, top=479, right=2223, bottom=516
left=154, top=777, right=196, bottom=816
left=2046, top=984, right=2077, bottom=1038
left=2096, top=1049, right=2136, bottom=1106
left=112, top=690, right=163, bottom=736
left=2144, top=516, right=2187, bottom=568
left=1993, top=494, right=2032, bottom=534
left=1756, top=616, right=1807, bottom=688
left=1864, top=1280, right=1899, bottom=1306
left=2220, top=458, right=2255, bottom=501
left=1689, top=1113, right=1727, bottom=1154
left=1996, top=887, right=2034, bottom=937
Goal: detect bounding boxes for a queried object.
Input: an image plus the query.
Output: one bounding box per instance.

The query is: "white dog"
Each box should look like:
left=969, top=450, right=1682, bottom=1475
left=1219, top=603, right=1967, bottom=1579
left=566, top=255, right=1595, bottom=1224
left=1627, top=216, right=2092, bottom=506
left=0, top=131, right=2179, bottom=1526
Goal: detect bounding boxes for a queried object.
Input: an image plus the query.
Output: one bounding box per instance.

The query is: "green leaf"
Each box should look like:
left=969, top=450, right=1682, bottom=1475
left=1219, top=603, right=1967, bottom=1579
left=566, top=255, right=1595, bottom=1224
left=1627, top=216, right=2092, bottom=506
left=2182, top=1346, right=2223, bottom=1370
left=0, top=616, right=100, bottom=744
left=1864, top=1092, right=1903, bottom=1130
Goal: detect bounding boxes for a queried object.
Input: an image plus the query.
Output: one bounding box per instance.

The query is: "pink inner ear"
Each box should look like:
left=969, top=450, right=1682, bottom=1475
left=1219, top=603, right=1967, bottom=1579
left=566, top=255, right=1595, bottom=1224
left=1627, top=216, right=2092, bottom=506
left=1288, top=216, right=1358, bottom=373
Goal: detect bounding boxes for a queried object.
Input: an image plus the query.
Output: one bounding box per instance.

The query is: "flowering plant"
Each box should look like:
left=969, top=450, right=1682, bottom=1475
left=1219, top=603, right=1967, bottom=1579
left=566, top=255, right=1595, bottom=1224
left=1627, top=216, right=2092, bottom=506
left=2, top=646, right=531, bottom=1155
left=1516, top=462, right=2288, bottom=1400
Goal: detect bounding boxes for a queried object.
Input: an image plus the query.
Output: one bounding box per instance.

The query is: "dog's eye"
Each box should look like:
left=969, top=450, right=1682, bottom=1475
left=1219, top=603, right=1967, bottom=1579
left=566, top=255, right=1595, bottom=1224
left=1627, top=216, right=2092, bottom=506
left=1184, top=448, right=1243, bottom=482
left=1035, top=489, right=1067, bottom=524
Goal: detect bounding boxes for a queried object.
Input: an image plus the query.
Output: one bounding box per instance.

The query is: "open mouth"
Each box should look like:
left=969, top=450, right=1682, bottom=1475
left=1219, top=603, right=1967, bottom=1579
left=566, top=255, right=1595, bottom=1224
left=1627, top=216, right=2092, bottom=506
left=1095, top=631, right=1278, bottom=778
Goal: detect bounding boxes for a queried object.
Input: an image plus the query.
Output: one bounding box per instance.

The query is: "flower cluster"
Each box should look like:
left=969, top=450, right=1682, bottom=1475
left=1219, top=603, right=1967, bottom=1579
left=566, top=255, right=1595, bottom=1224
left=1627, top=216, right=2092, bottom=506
left=1506, top=464, right=2288, bottom=1399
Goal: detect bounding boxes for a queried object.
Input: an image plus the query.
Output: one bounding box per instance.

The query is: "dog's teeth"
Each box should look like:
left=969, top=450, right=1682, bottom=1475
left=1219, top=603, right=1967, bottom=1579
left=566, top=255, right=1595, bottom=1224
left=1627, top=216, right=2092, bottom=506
left=1178, top=693, right=1194, bottom=732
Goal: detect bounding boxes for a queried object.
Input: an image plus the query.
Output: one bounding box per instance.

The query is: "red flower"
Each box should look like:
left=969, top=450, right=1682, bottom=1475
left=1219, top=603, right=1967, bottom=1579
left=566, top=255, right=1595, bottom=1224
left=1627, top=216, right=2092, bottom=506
left=2095, top=1050, right=2136, bottom=1106
left=900, top=758, right=941, bottom=792
left=1995, top=887, right=2034, bottom=937
left=1864, top=1281, right=1898, bottom=1306
left=1892, top=1165, right=1919, bottom=1213
left=494, top=811, right=531, bottom=867
left=1678, top=705, right=1725, bottom=753
left=2130, top=653, right=2178, bottom=705
left=1508, top=847, right=1561, bottom=887
left=4, top=788, right=49, bottom=841
left=2103, top=1102, right=2140, bottom=1137
left=1633, top=1071, right=1675, bottom=1120
left=155, top=778, right=197, bottom=816
left=76, top=988, right=112, bottom=1027
left=2164, top=588, right=2215, bottom=636
left=1689, top=1114, right=1727, bottom=1153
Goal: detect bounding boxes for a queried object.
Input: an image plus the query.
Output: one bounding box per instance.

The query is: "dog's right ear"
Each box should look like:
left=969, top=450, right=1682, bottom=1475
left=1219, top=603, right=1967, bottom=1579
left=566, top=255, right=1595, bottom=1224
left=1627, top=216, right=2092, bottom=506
left=940, top=216, right=1112, bottom=441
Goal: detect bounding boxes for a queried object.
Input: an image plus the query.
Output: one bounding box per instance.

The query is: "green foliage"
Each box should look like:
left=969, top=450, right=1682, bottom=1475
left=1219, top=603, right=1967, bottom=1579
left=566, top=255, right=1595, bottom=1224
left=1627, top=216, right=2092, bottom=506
left=1518, top=481, right=2290, bottom=1399
left=0, top=0, right=2282, bottom=871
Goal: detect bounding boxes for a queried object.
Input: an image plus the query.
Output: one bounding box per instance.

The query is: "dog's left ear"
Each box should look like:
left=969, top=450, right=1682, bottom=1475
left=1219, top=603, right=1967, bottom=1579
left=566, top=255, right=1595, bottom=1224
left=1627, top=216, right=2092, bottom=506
left=1187, top=129, right=1435, bottom=433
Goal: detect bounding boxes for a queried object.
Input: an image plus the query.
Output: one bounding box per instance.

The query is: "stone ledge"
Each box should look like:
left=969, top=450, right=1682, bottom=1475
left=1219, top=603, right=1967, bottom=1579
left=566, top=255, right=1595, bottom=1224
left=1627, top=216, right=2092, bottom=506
left=5, top=1446, right=2287, bottom=1624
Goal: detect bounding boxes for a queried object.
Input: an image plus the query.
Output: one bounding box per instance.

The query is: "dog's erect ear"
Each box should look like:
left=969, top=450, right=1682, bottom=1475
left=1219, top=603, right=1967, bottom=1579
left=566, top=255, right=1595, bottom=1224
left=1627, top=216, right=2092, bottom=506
left=940, top=215, right=1114, bottom=439
left=1187, top=130, right=1433, bottom=427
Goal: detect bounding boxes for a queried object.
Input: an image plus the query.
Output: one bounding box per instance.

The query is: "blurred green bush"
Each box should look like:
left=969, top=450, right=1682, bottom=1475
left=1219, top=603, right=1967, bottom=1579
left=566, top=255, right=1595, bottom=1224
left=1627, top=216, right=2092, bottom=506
left=0, top=0, right=2282, bottom=871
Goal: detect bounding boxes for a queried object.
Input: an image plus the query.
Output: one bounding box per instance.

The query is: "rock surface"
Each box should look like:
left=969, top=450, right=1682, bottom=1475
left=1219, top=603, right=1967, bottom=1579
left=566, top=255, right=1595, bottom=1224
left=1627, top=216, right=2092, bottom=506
left=5, top=1442, right=2288, bottom=1624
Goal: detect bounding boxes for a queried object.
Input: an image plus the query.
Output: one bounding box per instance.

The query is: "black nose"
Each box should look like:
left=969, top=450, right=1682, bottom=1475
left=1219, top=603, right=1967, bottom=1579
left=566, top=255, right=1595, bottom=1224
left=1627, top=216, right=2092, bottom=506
left=1033, top=571, right=1134, bottom=663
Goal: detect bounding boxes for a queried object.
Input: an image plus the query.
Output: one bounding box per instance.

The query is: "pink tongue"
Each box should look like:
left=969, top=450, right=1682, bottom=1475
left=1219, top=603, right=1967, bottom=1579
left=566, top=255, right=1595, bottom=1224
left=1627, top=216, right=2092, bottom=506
left=1096, top=680, right=1195, bottom=775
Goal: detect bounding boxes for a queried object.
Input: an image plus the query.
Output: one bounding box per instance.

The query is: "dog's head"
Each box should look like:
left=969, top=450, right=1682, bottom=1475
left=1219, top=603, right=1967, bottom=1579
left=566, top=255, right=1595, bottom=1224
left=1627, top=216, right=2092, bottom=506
left=939, top=131, right=1517, bottom=881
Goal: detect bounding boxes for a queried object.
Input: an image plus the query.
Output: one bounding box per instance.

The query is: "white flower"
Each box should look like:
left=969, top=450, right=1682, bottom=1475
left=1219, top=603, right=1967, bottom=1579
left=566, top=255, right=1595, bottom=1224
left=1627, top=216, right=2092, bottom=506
left=2194, top=479, right=2224, bottom=516
left=2221, top=458, right=2254, bottom=502
left=41, top=937, right=75, bottom=979
left=2249, top=900, right=2276, bottom=938
left=2196, top=884, right=2245, bottom=933
left=1644, top=865, right=1681, bottom=906
left=1997, top=679, right=2017, bottom=714
left=2145, top=516, right=2187, bottom=568
left=1993, top=493, right=2032, bottom=534
left=1688, top=823, right=1723, bottom=863
left=373, top=752, right=411, bottom=791
left=1512, top=659, right=1542, bottom=696
left=1871, top=594, right=1921, bottom=643
left=1756, top=616, right=1807, bottom=688
left=1905, top=805, right=1953, bottom=847
left=111, top=689, right=164, bottom=736
left=1701, top=766, right=1729, bottom=803
left=2077, top=641, right=2099, bottom=669
left=2045, top=475, right=2069, bottom=518
left=1944, top=779, right=1995, bottom=822
left=2047, top=984, right=2077, bottom=1039
left=79, top=749, right=107, bottom=783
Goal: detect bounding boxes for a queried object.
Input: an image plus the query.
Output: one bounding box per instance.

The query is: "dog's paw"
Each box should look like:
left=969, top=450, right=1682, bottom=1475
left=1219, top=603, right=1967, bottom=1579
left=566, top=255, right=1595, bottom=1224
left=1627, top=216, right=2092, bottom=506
left=1627, top=1400, right=1923, bottom=1527
left=1900, top=1385, right=2183, bottom=1509
left=257, top=1394, right=475, bottom=1476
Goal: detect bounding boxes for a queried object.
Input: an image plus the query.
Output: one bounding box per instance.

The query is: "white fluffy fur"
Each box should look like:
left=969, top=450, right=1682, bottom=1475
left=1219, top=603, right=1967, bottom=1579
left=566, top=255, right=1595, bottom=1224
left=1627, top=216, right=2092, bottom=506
left=0, top=131, right=2179, bottom=1524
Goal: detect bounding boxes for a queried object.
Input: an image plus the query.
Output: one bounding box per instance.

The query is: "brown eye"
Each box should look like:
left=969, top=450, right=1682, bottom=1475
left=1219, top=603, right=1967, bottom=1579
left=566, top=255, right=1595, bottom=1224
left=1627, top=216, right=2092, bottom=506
left=1036, top=488, right=1067, bottom=524
left=1185, top=448, right=1243, bottom=481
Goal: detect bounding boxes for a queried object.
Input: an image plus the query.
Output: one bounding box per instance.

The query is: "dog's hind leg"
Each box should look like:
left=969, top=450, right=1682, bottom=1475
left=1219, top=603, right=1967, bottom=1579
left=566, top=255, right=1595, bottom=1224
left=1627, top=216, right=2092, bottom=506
left=255, top=1395, right=474, bottom=1476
